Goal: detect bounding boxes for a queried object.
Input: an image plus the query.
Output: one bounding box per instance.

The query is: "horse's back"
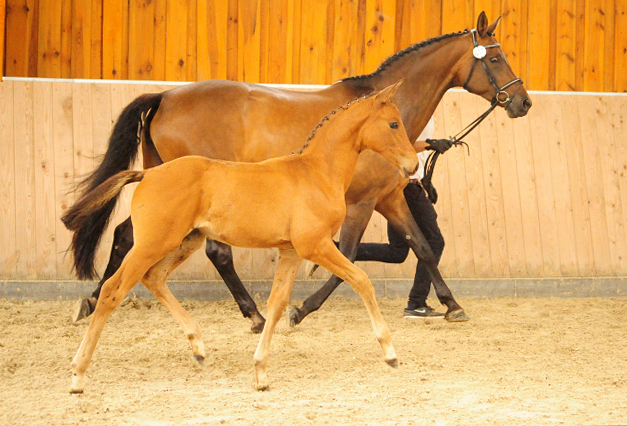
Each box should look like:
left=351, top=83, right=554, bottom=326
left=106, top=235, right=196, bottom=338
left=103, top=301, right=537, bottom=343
left=150, top=80, right=353, bottom=163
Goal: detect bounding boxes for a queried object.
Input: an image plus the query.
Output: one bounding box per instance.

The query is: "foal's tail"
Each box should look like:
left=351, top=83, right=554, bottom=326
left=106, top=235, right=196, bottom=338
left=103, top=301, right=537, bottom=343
left=61, top=93, right=162, bottom=280
left=62, top=171, right=146, bottom=251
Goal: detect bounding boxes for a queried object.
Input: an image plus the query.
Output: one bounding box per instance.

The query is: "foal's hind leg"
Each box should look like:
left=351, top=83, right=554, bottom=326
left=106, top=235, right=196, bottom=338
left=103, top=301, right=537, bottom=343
left=73, top=217, right=134, bottom=322
left=253, top=249, right=302, bottom=390
left=205, top=239, right=266, bottom=333
left=142, top=230, right=207, bottom=363
left=304, top=238, right=397, bottom=367
left=70, top=248, right=159, bottom=394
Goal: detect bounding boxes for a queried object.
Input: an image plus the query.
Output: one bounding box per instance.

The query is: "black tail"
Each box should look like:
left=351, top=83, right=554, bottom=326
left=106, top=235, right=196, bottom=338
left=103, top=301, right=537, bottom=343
left=62, top=92, right=163, bottom=280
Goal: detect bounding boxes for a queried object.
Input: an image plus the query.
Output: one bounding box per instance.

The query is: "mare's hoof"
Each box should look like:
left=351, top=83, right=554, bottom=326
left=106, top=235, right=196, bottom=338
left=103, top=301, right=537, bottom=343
left=287, top=306, right=301, bottom=328
left=385, top=358, right=399, bottom=368
left=250, top=319, right=265, bottom=334
left=445, top=309, right=470, bottom=322
left=193, top=354, right=205, bottom=366
left=69, top=387, right=84, bottom=394
left=72, top=298, right=94, bottom=323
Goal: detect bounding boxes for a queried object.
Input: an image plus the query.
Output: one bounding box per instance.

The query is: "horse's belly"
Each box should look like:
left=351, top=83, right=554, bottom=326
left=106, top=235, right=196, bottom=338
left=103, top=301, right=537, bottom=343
left=196, top=219, right=290, bottom=249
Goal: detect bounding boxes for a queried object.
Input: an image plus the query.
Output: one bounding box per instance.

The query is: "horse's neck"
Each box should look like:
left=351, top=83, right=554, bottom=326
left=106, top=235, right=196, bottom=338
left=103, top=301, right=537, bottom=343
left=299, top=105, right=367, bottom=192
left=349, top=34, right=470, bottom=141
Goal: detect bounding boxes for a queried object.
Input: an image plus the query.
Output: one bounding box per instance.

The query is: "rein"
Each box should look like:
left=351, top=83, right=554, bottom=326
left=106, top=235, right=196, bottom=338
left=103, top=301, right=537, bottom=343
left=420, top=29, right=523, bottom=204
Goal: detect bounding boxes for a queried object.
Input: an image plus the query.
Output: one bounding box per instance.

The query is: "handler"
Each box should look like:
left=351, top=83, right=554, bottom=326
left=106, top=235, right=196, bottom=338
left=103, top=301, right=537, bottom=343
left=353, top=117, right=454, bottom=318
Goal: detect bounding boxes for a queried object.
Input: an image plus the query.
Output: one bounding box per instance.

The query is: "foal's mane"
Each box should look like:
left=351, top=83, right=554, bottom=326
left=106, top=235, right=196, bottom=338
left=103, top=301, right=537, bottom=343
left=294, top=92, right=374, bottom=155
left=342, top=29, right=470, bottom=82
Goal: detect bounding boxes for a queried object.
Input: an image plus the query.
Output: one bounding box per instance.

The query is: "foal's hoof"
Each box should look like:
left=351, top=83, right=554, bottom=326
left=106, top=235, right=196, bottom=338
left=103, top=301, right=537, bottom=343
left=445, top=309, right=470, bottom=322
left=193, top=354, right=205, bottom=366
left=385, top=358, right=399, bottom=368
left=72, top=297, right=95, bottom=323
left=287, top=306, right=302, bottom=328
left=255, top=382, right=270, bottom=391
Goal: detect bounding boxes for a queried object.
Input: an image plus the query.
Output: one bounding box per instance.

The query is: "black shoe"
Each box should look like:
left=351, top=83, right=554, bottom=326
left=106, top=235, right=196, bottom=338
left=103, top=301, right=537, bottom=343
left=403, top=306, right=445, bottom=318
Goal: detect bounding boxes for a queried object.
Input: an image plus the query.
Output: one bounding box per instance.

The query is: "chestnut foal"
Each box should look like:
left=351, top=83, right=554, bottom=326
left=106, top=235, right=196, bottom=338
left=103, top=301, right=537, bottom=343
left=63, top=82, right=418, bottom=393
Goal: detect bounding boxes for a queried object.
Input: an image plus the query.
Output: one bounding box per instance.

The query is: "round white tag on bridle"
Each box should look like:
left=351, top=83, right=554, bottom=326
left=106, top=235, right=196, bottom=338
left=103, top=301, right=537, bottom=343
left=473, top=45, right=487, bottom=59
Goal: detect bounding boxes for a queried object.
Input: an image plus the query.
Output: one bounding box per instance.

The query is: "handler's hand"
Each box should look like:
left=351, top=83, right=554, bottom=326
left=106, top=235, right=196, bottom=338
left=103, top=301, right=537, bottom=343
left=425, top=138, right=453, bottom=154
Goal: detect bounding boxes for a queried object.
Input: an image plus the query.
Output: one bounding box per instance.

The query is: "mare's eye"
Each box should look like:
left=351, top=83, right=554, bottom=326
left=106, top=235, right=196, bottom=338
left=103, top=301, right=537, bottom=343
left=389, top=122, right=399, bottom=129
left=490, top=56, right=499, bottom=63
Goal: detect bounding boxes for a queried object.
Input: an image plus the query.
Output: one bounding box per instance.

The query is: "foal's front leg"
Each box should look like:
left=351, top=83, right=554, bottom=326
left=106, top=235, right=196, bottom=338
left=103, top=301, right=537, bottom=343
left=253, top=249, right=302, bottom=390
left=306, top=239, right=397, bottom=367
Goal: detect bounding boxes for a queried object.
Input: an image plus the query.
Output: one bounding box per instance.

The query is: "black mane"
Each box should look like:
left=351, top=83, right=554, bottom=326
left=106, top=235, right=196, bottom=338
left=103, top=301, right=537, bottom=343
left=342, top=30, right=470, bottom=82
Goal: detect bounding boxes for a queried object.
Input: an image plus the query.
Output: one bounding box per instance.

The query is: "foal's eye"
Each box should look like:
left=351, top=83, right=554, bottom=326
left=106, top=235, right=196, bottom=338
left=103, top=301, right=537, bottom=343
left=490, top=56, right=499, bottom=63
left=389, top=122, right=399, bottom=129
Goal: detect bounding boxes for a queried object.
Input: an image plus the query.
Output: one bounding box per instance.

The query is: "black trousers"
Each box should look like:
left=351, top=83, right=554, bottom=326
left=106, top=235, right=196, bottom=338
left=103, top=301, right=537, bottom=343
left=355, top=182, right=444, bottom=310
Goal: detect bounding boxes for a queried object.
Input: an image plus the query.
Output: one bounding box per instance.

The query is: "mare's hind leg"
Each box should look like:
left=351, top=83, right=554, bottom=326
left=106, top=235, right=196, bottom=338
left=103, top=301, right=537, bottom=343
left=205, top=239, right=266, bottom=333
left=289, top=202, right=375, bottom=327
left=253, top=249, right=302, bottom=390
left=304, top=238, right=397, bottom=367
left=70, top=247, right=161, bottom=394
left=142, top=230, right=207, bottom=363
left=73, top=216, right=134, bottom=322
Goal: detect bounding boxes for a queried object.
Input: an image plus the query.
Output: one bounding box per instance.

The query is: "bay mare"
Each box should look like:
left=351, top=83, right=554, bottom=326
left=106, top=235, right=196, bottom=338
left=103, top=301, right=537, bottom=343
left=67, top=13, right=531, bottom=330
left=63, top=84, right=418, bottom=392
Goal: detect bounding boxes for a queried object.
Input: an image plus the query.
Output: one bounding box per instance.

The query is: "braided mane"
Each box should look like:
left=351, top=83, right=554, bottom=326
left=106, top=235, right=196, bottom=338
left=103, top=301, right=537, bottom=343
left=294, top=92, right=373, bottom=155
left=342, top=30, right=470, bottom=82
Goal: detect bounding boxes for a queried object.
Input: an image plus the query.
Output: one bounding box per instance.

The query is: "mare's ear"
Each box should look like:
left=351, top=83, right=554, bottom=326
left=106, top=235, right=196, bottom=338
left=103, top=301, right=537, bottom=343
left=476, top=11, right=489, bottom=37
left=376, top=80, right=403, bottom=104
left=486, top=16, right=501, bottom=36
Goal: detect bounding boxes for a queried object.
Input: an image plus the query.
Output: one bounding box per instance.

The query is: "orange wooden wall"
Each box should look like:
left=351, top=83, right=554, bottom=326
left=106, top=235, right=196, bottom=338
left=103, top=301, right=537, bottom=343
left=3, top=0, right=627, bottom=91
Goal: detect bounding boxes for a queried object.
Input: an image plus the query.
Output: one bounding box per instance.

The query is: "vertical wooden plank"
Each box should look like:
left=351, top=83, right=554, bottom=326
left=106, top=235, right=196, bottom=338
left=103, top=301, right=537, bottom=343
left=363, top=0, right=395, bottom=76
left=103, top=0, right=128, bottom=79
left=0, top=0, right=6, bottom=76
left=70, top=0, right=92, bottom=78
left=499, top=0, right=527, bottom=84
left=574, top=0, right=586, bottom=91
left=331, top=0, right=357, bottom=81
left=266, top=0, right=289, bottom=83
left=459, top=93, right=493, bottom=277
left=238, top=0, right=261, bottom=82
left=583, top=0, right=607, bottom=91
left=13, top=82, right=36, bottom=278
left=72, top=84, right=95, bottom=212
left=511, top=99, right=543, bottom=277
left=33, top=82, right=57, bottom=278
left=89, top=0, right=103, bottom=78
left=527, top=0, right=554, bottom=90
left=37, top=0, right=62, bottom=77
left=59, top=0, right=72, bottom=78
left=577, top=96, right=612, bottom=274
left=4, top=0, right=37, bottom=77
left=165, top=0, right=189, bottom=81
left=198, top=0, right=228, bottom=80
left=494, top=107, right=526, bottom=276
left=560, top=96, right=595, bottom=275
left=128, top=0, right=156, bottom=80
left=0, top=82, right=17, bottom=277
left=614, top=0, right=627, bottom=92
left=226, top=0, right=238, bottom=81
left=476, top=98, right=510, bottom=277
left=52, top=82, right=75, bottom=278
left=555, top=0, right=577, bottom=90
left=527, top=95, right=565, bottom=276
left=186, top=0, right=198, bottom=81
left=603, top=0, right=616, bottom=92
left=609, top=96, right=627, bottom=274
left=151, top=0, right=166, bottom=80
left=441, top=0, right=473, bottom=33
left=411, top=0, right=442, bottom=44
left=596, top=95, right=627, bottom=274
left=299, top=0, right=330, bottom=83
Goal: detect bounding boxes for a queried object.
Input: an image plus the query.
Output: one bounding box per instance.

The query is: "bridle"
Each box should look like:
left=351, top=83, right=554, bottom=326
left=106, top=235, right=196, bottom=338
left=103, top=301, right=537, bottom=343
left=420, top=29, right=524, bottom=204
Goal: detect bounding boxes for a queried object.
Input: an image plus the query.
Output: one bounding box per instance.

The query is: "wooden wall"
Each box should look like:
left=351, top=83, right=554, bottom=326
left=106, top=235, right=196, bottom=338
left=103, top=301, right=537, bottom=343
left=1, top=80, right=626, bottom=281
left=3, top=0, right=627, bottom=92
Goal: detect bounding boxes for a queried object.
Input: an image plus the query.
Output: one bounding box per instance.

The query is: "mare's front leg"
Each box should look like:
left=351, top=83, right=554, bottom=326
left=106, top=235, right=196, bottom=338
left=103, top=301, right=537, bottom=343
left=253, top=249, right=302, bottom=390
left=288, top=201, right=375, bottom=327
left=205, top=239, right=266, bottom=333
left=73, top=217, right=134, bottom=322
left=305, top=238, right=397, bottom=367
left=376, top=186, right=469, bottom=322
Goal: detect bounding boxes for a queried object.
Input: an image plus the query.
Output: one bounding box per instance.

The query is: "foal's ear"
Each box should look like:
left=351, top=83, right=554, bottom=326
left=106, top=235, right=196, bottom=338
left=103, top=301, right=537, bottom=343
left=476, top=11, right=489, bottom=37
left=486, top=16, right=501, bottom=36
left=376, top=80, right=403, bottom=104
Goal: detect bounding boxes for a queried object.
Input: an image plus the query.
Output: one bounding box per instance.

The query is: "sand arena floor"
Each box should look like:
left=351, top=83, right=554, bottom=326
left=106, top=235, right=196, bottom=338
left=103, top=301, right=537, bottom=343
left=1, top=297, right=626, bottom=425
